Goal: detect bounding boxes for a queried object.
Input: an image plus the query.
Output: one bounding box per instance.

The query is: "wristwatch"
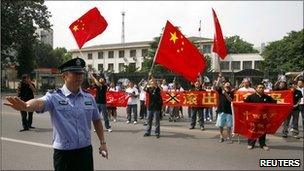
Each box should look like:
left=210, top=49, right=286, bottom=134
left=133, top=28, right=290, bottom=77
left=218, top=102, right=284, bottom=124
left=100, top=141, right=106, bottom=145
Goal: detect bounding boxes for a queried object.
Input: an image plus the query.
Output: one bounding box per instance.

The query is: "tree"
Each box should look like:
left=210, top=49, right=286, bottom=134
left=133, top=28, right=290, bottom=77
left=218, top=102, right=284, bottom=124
left=1, top=1, right=51, bottom=76
left=34, top=43, right=72, bottom=68
left=261, top=29, right=304, bottom=72
left=225, top=35, right=259, bottom=54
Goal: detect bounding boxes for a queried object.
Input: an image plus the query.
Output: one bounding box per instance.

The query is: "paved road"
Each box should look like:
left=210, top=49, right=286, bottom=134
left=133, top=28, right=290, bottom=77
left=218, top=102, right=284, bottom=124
left=1, top=95, right=303, bottom=170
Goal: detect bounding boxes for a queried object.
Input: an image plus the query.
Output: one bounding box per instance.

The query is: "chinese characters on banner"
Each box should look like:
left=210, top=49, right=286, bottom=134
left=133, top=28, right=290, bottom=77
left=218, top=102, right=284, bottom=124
left=161, top=91, right=219, bottom=107
left=234, top=90, right=293, bottom=104
left=232, top=90, right=293, bottom=139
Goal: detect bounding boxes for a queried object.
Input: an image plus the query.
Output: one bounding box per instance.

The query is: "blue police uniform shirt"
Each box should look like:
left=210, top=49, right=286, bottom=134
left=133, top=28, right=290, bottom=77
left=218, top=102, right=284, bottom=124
left=36, top=84, right=101, bottom=150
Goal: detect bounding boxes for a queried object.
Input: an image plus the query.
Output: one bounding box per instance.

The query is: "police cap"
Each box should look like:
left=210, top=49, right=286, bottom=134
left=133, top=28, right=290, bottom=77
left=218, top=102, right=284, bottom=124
left=58, top=58, right=86, bottom=73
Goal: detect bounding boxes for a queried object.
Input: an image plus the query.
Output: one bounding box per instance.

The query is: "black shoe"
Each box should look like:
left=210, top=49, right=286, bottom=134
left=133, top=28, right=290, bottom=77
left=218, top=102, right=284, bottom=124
left=156, top=134, right=160, bottom=138
left=218, top=138, right=224, bottom=143
left=143, top=133, right=150, bottom=137
left=200, top=126, right=205, bottom=131
left=19, top=128, right=29, bottom=132
left=189, top=126, right=195, bottom=130
left=29, top=126, right=35, bottom=129
left=282, top=134, right=288, bottom=138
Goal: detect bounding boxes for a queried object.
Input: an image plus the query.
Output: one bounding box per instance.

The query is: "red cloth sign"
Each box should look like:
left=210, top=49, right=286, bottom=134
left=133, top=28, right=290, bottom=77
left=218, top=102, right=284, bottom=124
left=69, top=7, right=108, bottom=49
left=161, top=91, right=218, bottom=107
left=155, top=21, right=207, bottom=82
left=232, top=102, right=293, bottom=139
left=234, top=90, right=293, bottom=104
left=212, top=8, right=227, bottom=60
left=106, top=91, right=129, bottom=107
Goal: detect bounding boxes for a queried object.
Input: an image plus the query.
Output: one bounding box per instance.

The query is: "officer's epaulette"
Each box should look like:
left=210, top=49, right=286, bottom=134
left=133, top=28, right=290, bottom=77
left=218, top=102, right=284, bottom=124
left=47, top=88, right=61, bottom=94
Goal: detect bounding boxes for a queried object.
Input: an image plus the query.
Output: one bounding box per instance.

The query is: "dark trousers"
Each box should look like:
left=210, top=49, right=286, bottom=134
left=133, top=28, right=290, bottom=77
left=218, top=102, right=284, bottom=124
left=139, top=100, right=147, bottom=119
left=127, top=104, right=138, bottom=122
left=97, top=103, right=111, bottom=129
left=20, top=111, right=33, bottom=129
left=247, top=134, right=266, bottom=147
left=282, top=108, right=300, bottom=135
left=53, top=145, right=93, bottom=171
left=190, top=108, right=204, bottom=127
left=299, top=104, right=304, bottom=131
left=145, top=110, right=161, bottom=135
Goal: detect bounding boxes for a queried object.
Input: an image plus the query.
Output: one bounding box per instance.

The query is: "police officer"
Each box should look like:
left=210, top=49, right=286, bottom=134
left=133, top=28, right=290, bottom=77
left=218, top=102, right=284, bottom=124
left=4, top=58, right=108, bottom=171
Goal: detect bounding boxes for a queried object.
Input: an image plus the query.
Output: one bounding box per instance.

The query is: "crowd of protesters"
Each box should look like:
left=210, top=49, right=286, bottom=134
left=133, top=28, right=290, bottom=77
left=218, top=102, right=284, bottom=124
left=15, top=70, right=304, bottom=150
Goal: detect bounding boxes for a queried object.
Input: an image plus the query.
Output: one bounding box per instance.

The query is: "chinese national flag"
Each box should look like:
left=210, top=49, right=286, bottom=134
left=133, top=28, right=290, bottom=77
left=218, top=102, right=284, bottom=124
left=212, top=8, right=227, bottom=60
left=155, top=21, right=207, bottom=82
left=69, top=7, right=108, bottom=49
left=232, top=102, right=293, bottom=139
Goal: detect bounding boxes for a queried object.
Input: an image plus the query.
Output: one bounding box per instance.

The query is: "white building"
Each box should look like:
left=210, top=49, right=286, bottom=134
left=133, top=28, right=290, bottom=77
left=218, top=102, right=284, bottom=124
left=69, top=37, right=264, bottom=73
left=213, top=53, right=264, bottom=72
left=35, top=28, right=53, bottom=47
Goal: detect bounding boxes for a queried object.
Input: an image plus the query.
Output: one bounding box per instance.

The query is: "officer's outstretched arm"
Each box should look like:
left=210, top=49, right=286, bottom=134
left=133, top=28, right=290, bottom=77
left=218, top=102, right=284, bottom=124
left=4, top=96, right=44, bottom=112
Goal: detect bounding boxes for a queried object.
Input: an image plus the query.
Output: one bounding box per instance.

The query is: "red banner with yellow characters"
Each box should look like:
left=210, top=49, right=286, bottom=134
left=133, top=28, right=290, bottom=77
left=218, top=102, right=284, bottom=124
left=234, top=90, right=293, bottom=104
left=161, top=91, right=219, bottom=107
left=232, top=102, right=293, bottom=139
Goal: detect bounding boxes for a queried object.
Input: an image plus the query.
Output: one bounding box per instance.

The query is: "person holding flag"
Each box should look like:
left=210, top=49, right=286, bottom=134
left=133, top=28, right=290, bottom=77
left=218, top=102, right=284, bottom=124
left=214, top=74, right=235, bottom=144
left=244, top=83, right=277, bottom=151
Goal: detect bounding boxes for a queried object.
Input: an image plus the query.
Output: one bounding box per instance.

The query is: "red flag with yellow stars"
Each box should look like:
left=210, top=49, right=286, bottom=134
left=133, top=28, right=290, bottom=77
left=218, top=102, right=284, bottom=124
left=69, top=7, right=108, bottom=49
left=232, top=102, right=293, bottom=139
left=155, top=21, right=207, bottom=82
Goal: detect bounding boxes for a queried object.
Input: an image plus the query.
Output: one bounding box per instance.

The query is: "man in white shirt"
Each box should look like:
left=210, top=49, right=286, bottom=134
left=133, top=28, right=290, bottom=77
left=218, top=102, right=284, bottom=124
left=237, top=78, right=255, bottom=92
left=125, top=82, right=139, bottom=124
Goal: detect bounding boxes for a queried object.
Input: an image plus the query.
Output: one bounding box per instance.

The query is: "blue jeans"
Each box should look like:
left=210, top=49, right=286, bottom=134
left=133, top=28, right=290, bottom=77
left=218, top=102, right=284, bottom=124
left=97, top=103, right=111, bottom=129
left=204, top=108, right=213, bottom=121
left=145, top=110, right=160, bottom=135
left=190, top=108, right=204, bottom=127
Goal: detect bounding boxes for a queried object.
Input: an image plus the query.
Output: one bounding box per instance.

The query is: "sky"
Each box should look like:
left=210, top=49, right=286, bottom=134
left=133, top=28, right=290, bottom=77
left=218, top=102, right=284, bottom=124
left=45, top=1, right=303, bottom=50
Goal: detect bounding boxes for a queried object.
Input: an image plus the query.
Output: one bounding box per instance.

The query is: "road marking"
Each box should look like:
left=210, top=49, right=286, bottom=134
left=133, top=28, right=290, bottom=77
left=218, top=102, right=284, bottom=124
left=1, top=137, right=53, bottom=149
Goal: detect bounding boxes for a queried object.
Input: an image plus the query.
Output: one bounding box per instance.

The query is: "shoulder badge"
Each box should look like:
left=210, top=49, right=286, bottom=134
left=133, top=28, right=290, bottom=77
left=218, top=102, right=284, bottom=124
left=85, top=101, right=93, bottom=105
left=59, top=100, right=68, bottom=105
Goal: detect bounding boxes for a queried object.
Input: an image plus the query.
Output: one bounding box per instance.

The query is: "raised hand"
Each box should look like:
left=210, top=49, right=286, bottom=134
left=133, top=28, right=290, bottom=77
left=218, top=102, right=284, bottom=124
left=4, top=96, right=27, bottom=111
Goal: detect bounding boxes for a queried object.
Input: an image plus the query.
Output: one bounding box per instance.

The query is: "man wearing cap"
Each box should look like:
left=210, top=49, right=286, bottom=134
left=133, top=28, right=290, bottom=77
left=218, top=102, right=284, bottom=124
left=4, top=58, right=108, bottom=171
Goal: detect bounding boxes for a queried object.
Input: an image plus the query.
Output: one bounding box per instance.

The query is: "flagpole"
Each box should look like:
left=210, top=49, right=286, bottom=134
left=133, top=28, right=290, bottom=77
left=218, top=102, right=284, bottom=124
left=149, top=28, right=166, bottom=80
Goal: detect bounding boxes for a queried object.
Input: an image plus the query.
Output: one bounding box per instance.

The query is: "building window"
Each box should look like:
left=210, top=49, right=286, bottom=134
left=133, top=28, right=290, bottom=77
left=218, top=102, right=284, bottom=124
left=243, top=61, right=252, bottom=69
left=108, top=51, right=114, bottom=58
left=129, top=63, right=136, bottom=70
left=220, top=61, right=230, bottom=70
left=119, top=50, right=124, bottom=58
left=119, top=63, right=125, bottom=72
left=232, top=61, right=241, bottom=70
left=203, top=44, right=211, bottom=53
left=254, top=61, right=262, bottom=70
left=98, top=52, right=103, bottom=59
left=141, top=49, right=148, bottom=57
left=108, top=63, right=114, bottom=72
left=130, top=50, right=136, bottom=57
left=87, top=53, right=92, bottom=60
left=98, top=64, right=103, bottom=71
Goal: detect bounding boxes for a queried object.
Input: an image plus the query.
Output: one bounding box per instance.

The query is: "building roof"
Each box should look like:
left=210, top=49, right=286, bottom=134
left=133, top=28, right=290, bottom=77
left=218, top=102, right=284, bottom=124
left=69, top=41, right=153, bottom=53
left=69, top=36, right=213, bottom=53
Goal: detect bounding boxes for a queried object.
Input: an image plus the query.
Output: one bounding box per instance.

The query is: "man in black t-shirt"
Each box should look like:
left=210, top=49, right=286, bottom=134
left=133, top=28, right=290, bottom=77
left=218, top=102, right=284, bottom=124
left=244, top=83, right=276, bottom=151
left=143, top=78, right=163, bottom=138
left=90, top=74, right=112, bottom=132
left=214, top=74, right=234, bottom=144
left=17, top=74, right=36, bottom=131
